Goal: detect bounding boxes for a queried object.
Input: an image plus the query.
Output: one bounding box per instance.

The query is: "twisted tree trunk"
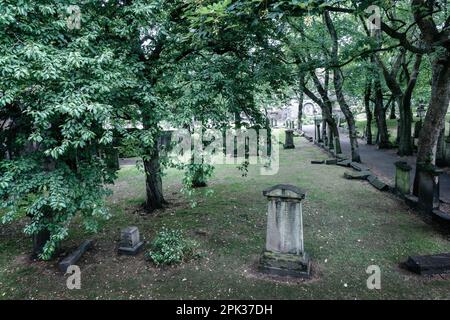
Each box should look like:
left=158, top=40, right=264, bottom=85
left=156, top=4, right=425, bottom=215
left=372, top=58, right=390, bottom=148
left=324, top=11, right=360, bottom=162
left=364, top=79, right=373, bottom=145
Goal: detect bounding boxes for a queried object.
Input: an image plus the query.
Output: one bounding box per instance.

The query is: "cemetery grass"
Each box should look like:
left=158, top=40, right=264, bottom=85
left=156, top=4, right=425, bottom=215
left=2, top=131, right=450, bottom=299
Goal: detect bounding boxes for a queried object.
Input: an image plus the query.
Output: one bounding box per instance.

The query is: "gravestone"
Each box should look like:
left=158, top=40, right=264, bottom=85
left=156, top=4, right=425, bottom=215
left=283, top=130, right=295, bottom=149
left=394, top=161, right=412, bottom=196
left=259, top=184, right=310, bottom=278
left=118, top=226, right=144, bottom=255
left=58, top=240, right=93, bottom=272
left=416, top=163, right=442, bottom=213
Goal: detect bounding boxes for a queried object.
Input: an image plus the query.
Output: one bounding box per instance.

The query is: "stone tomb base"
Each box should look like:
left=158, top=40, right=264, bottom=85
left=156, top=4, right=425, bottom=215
left=118, top=241, right=145, bottom=255
left=259, top=251, right=311, bottom=278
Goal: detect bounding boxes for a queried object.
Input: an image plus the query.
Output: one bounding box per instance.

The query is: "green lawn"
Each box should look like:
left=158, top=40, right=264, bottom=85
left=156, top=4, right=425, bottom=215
left=1, top=131, right=450, bottom=299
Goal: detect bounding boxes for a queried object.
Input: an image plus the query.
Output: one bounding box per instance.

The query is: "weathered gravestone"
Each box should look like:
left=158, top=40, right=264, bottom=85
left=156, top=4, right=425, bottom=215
left=118, top=226, right=144, bottom=255
left=394, top=161, right=412, bottom=196
left=283, top=130, right=295, bottom=149
left=259, top=184, right=311, bottom=278
left=416, top=163, right=442, bottom=213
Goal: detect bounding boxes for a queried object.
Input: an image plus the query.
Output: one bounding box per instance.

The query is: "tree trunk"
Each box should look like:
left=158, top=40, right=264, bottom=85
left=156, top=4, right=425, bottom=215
left=373, top=70, right=390, bottom=148
left=326, top=116, right=341, bottom=153
left=302, top=74, right=341, bottom=154
left=143, top=138, right=167, bottom=212
left=410, top=0, right=450, bottom=195
left=327, top=123, right=334, bottom=150
left=364, top=80, right=373, bottom=145
left=389, top=100, right=396, bottom=119
left=416, top=60, right=450, bottom=164
left=436, top=127, right=446, bottom=167
left=398, top=54, right=422, bottom=156
left=323, top=11, right=360, bottom=162
left=297, top=92, right=304, bottom=131
left=297, top=73, right=305, bottom=131
left=333, top=71, right=360, bottom=161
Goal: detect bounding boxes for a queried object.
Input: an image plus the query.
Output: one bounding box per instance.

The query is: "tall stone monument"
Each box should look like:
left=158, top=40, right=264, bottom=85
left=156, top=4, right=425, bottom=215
left=259, top=184, right=311, bottom=278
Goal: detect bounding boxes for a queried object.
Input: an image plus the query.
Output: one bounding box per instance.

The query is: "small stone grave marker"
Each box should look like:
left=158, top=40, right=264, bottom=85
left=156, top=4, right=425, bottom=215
left=118, top=226, right=144, bottom=255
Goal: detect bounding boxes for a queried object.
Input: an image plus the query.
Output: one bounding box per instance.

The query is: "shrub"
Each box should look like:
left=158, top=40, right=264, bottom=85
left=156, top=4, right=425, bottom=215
left=145, top=228, right=199, bottom=266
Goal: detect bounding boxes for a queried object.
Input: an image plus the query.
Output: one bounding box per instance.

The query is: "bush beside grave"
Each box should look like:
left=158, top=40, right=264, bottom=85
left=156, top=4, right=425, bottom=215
left=145, top=228, right=199, bottom=266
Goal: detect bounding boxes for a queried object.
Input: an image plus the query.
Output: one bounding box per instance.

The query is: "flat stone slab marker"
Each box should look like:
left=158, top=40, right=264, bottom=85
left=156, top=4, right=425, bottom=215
left=58, top=240, right=94, bottom=272
left=367, top=175, right=389, bottom=191
left=344, top=171, right=372, bottom=180
left=350, top=162, right=371, bottom=172
left=404, top=253, right=450, bottom=275
left=325, top=159, right=337, bottom=165
left=337, top=159, right=352, bottom=167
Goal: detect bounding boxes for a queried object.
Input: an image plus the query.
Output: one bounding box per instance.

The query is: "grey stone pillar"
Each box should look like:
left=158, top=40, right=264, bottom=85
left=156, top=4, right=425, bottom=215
left=416, top=163, right=442, bottom=213
left=259, top=184, right=310, bottom=278
left=283, top=130, right=295, bottom=149
left=394, top=161, right=412, bottom=196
